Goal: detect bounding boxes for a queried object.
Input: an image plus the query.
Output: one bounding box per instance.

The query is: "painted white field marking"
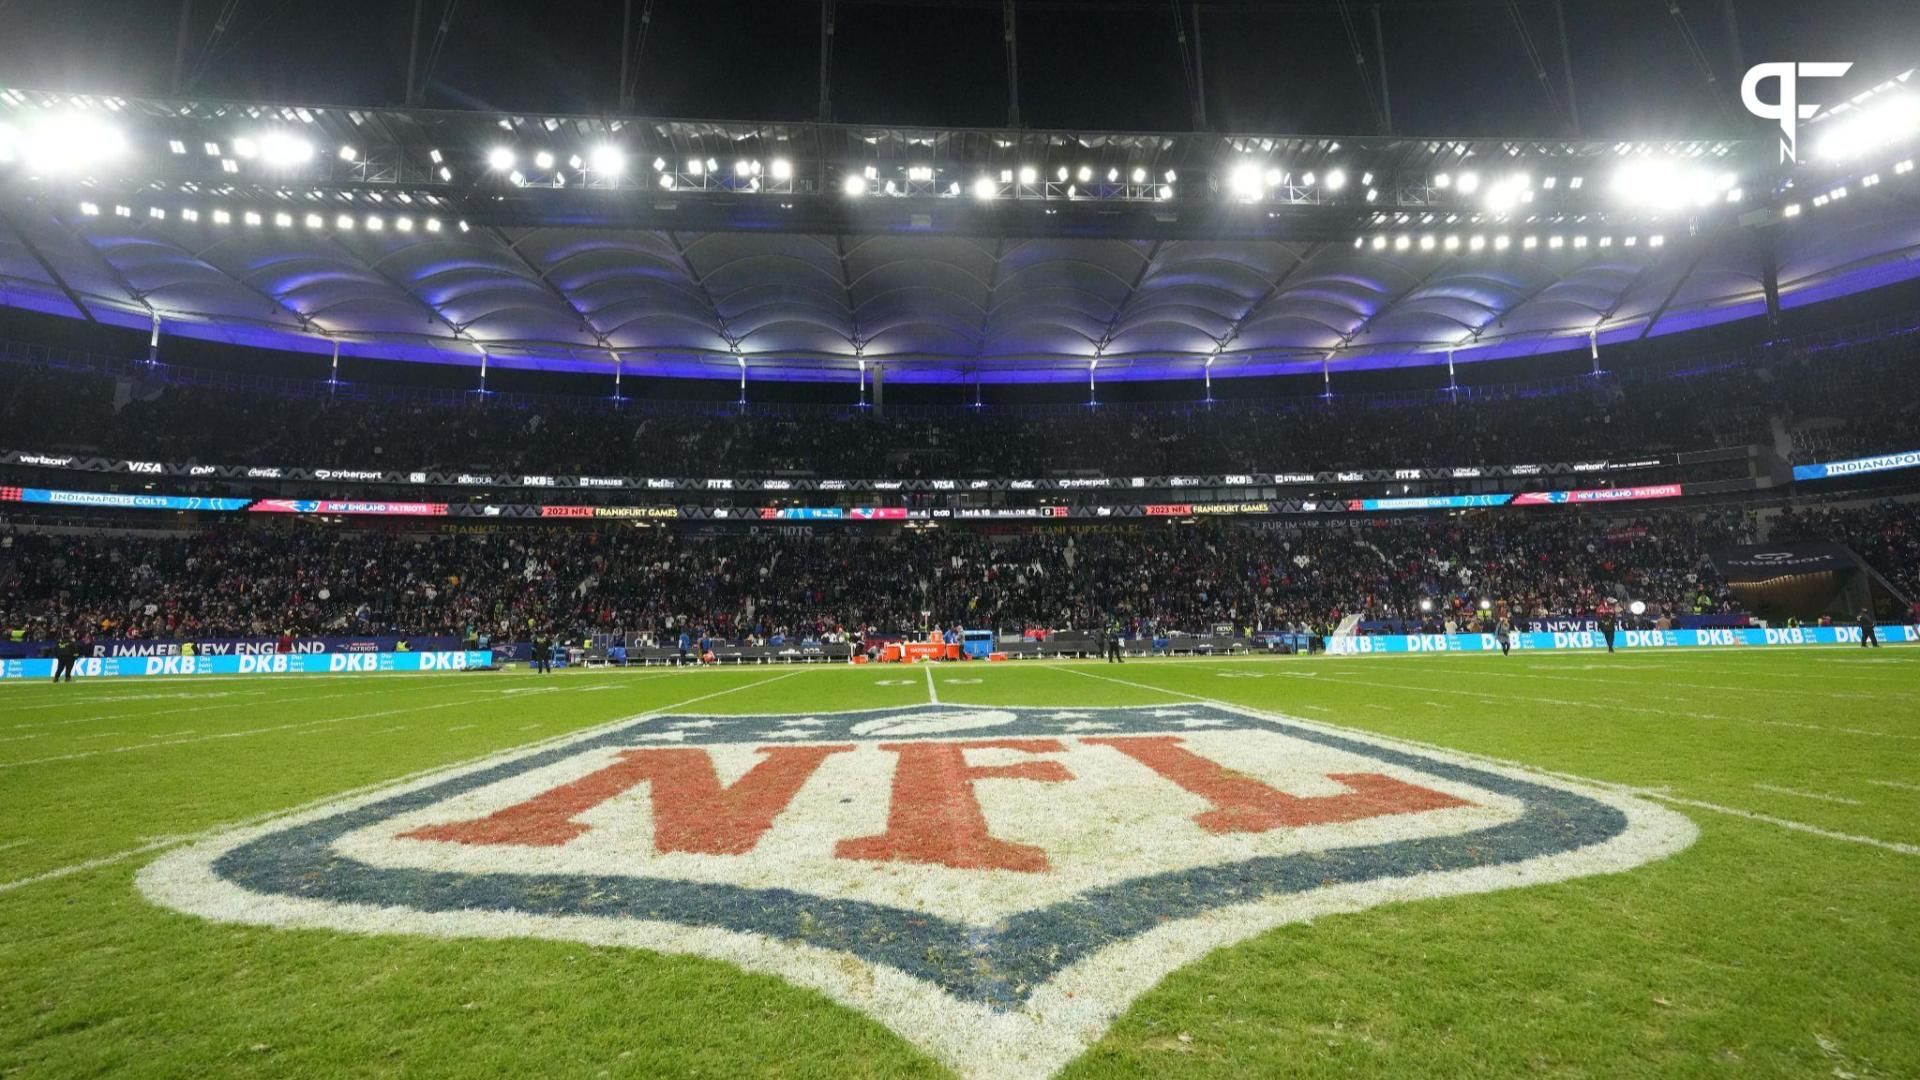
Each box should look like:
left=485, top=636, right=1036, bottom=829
left=447, top=724, right=478, bottom=732
left=873, top=678, right=915, bottom=686
left=8, top=690, right=268, bottom=712
left=1642, top=795, right=1920, bottom=857
left=0, top=694, right=500, bottom=770
left=9, top=681, right=461, bottom=731
left=1419, top=664, right=1893, bottom=700
left=1752, top=784, right=1862, bottom=806
left=518, top=723, right=542, bottom=731
left=924, top=665, right=940, bottom=705
left=373, top=726, right=409, bottom=734
left=0, top=839, right=30, bottom=853
left=0, top=732, right=48, bottom=745
left=1292, top=667, right=1920, bottom=741
left=942, top=678, right=983, bottom=685
left=1062, top=666, right=1920, bottom=861
left=1867, top=779, right=1920, bottom=793
left=0, top=668, right=809, bottom=896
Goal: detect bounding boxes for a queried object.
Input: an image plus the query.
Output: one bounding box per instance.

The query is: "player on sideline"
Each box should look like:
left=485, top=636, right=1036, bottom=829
left=1496, top=612, right=1515, bottom=656
left=1859, top=609, right=1880, bottom=648
left=1106, top=619, right=1124, bottom=663
left=51, top=633, right=78, bottom=683
left=1597, top=609, right=1618, bottom=654
left=532, top=632, right=553, bottom=674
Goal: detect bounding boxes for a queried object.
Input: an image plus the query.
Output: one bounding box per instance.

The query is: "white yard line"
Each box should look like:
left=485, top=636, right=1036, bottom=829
left=0, top=668, right=810, bottom=895
left=0, top=694, right=502, bottom=770
left=1061, top=666, right=1920, bottom=860
left=1751, top=783, right=1862, bottom=806
left=924, top=664, right=940, bottom=705
left=447, top=724, right=478, bottom=732
left=1866, top=779, right=1920, bottom=793
left=0, top=839, right=30, bottom=853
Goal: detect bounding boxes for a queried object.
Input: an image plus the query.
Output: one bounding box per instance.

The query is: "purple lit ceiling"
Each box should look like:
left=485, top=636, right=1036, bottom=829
left=3, top=203, right=1918, bottom=384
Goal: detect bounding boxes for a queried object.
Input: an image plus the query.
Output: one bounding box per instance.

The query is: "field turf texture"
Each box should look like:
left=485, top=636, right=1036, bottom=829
left=2, top=648, right=1917, bottom=1078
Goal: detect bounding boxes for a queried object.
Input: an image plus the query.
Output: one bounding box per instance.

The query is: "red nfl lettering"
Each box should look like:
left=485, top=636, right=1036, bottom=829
left=835, top=739, right=1072, bottom=872
left=401, top=744, right=852, bottom=853
left=1083, top=735, right=1471, bottom=833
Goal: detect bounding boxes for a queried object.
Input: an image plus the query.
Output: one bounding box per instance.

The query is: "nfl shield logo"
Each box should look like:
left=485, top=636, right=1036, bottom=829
left=142, top=703, right=1693, bottom=1077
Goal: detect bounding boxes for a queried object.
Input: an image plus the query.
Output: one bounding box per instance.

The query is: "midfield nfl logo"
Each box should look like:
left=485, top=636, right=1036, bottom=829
left=143, top=704, right=1693, bottom=1078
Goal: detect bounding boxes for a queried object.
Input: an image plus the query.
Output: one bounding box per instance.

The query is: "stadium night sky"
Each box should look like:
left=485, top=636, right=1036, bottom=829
left=1, top=0, right=1916, bottom=135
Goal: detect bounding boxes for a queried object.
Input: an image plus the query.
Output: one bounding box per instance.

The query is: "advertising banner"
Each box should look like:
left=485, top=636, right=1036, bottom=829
left=0, top=486, right=252, bottom=511
left=0, top=650, right=495, bottom=680
left=1792, top=448, right=1920, bottom=481
left=1325, top=625, right=1914, bottom=654
left=0, top=635, right=463, bottom=661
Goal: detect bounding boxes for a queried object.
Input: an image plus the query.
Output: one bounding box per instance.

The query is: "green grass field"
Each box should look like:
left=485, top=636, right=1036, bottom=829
left=3, top=648, right=1918, bottom=1079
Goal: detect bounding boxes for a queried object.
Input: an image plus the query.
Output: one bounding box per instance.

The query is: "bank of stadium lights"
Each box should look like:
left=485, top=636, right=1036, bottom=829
left=0, top=114, right=126, bottom=174
left=486, top=146, right=515, bottom=171
left=1610, top=160, right=1736, bottom=210
left=1815, top=88, right=1920, bottom=162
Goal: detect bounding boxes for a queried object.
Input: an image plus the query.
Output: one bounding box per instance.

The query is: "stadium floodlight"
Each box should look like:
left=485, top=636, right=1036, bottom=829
left=1897, top=160, right=1916, bottom=174
left=1370, top=235, right=1387, bottom=250
left=273, top=212, right=292, bottom=227
left=534, top=150, right=554, bottom=170
left=1263, top=167, right=1284, bottom=188
left=1325, top=168, right=1347, bottom=191
left=1494, top=235, right=1510, bottom=250
left=1228, top=161, right=1264, bottom=202
left=304, top=213, right=323, bottom=228
left=590, top=144, right=626, bottom=176
left=78, top=201, right=99, bottom=216
left=843, top=174, right=867, bottom=196
left=335, top=213, right=354, bottom=230
left=1478, top=599, right=1492, bottom=611
left=1484, top=176, right=1526, bottom=213
left=148, top=206, right=165, bottom=220
left=1469, top=235, right=1485, bottom=251
left=908, top=165, right=933, bottom=182
left=486, top=147, right=516, bottom=171
left=1302, top=171, right=1316, bottom=187
left=365, top=215, right=384, bottom=231
left=180, top=208, right=198, bottom=222
left=1155, top=185, right=1172, bottom=200
left=338, top=145, right=358, bottom=162
left=1055, top=166, right=1069, bottom=182
left=972, top=176, right=997, bottom=200
left=1076, top=165, right=1092, bottom=183
left=1610, top=160, right=1732, bottom=210
left=396, top=216, right=414, bottom=232
left=1131, top=167, right=1146, bottom=183
left=658, top=173, right=676, bottom=190
left=687, top=158, right=704, bottom=176
left=1393, top=235, right=1411, bottom=251
left=1783, top=202, right=1803, bottom=217
left=1419, top=599, right=1434, bottom=613
left=258, top=132, right=313, bottom=167
left=734, top=159, right=751, bottom=178
left=1816, top=90, right=1920, bottom=161
left=168, top=139, right=186, bottom=155
left=770, top=157, right=792, bottom=180
left=1419, top=235, right=1435, bottom=251
left=232, top=136, right=258, bottom=159
left=425, top=217, right=442, bottom=232
left=1629, top=600, right=1648, bottom=616
left=212, top=209, right=231, bottom=225
left=20, top=115, right=128, bottom=174
left=1434, top=173, right=1452, bottom=190
left=1443, top=235, right=1460, bottom=251
left=1019, top=166, right=1038, bottom=185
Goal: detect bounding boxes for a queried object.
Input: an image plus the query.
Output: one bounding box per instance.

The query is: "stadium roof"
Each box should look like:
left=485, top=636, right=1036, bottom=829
left=0, top=75, right=1916, bottom=384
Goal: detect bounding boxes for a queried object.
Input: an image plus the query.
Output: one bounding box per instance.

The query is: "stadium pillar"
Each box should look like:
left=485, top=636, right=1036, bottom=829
left=1371, top=6, right=1393, bottom=135
left=1446, top=348, right=1457, bottom=393
left=613, top=352, right=624, bottom=401
left=329, top=338, right=340, bottom=391
left=1321, top=356, right=1332, bottom=399
left=1003, top=0, right=1021, bottom=127
left=1762, top=240, right=1782, bottom=328
left=406, top=0, right=425, bottom=106
left=737, top=356, right=747, bottom=408
left=478, top=348, right=489, bottom=394
left=1589, top=329, right=1602, bottom=377
left=1204, top=361, right=1213, bottom=404
left=1088, top=360, right=1098, bottom=406
left=857, top=358, right=867, bottom=407
left=818, top=0, right=835, bottom=121
left=1554, top=0, right=1581, bottom=136
left=148, top=312, right=161, bottom=367
left=1189, top=3, right=1207, bottom=129
left=171, top=0, right=192, bottom=94
left=872, top=363, right=885, bottom=415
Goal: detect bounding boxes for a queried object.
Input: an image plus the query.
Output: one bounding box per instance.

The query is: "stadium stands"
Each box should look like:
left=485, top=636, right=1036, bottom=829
left=0, top=509, right=1752, bottom=645
left=2, top=324, right=1916, bottom=479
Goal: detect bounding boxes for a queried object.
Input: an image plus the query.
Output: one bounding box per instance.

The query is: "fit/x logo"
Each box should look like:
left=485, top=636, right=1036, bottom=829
left=1742, top=62, right=1853, bottom=163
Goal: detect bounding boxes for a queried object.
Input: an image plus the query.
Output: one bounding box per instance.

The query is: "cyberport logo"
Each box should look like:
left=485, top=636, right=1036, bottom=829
left=1742, top=62, right=1853, bottom=163
left=141, top=705, right=1693, bottom=1079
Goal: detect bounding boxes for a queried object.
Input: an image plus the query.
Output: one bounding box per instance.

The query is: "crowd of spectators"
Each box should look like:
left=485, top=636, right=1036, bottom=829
left=0, top=510, right=1753, bottom=646
left=2, top=329, right=1915, bottom=479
